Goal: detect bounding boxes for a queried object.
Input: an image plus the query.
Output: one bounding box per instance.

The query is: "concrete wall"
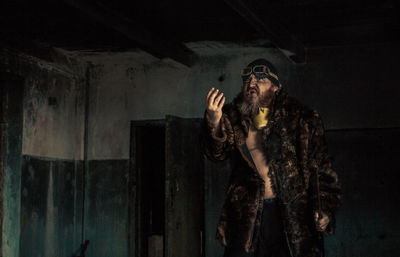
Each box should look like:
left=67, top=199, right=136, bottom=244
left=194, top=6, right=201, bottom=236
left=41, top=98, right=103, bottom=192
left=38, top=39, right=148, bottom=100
left=73, top=42, right=296, bottom=257
left=79, top=42, right=400, bottom=160
left=79, top=43, right=295, bottom=160
left=20, top=56, right=85, bottom=257
left=299, top=44, right=400, bottom=257
left=22, top=67, right=85, bottom=160
left=293, top=45, right=400, bottom=129
left=77, top=42, right=400, bottom=257
left=1, top=49, right=86, bottom=257
left=2, top=40, right=400, bottom=257
left=1, top=73, right=24, bottom=257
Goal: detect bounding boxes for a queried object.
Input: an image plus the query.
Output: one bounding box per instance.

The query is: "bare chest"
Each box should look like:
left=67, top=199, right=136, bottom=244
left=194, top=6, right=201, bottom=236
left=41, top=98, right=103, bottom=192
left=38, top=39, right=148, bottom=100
left=245, top=127, right=268, bottom=175
left=245, top=126, right=275, bottom=198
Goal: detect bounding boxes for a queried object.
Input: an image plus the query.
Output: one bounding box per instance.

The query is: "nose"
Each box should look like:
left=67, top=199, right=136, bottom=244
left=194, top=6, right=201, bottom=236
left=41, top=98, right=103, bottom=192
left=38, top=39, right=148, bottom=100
left=249, top=74, right=258, bottom=87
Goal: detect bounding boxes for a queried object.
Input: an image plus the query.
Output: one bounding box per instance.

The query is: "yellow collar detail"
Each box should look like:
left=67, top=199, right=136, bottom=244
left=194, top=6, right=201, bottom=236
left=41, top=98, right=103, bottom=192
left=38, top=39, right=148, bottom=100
left=253, top=107, right=269, bottom=129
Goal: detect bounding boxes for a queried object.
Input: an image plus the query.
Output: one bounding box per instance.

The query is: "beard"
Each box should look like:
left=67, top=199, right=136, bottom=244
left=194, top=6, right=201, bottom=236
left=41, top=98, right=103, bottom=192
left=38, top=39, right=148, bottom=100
left=237, top=86, right=276, bottom=117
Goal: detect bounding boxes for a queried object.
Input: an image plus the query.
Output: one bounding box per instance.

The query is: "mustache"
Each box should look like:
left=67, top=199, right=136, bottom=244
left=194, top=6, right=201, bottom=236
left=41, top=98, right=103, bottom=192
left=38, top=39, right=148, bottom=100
left=247, top=86, right=259, bottom=94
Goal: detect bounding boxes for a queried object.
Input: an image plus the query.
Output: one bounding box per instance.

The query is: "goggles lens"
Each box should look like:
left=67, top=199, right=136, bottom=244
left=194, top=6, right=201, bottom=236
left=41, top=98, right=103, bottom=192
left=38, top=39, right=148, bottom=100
left=253, top=65, right=268, bottom=73
left=241, top=65, right=270, bottom=79
left=241, top=67, right=252, bottom=77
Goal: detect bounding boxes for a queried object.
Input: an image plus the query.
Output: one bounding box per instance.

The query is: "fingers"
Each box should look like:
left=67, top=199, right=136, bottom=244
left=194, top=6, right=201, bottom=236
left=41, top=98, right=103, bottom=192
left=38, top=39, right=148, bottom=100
left=320, top=217, right=329, bottom=226
left=315, top=211, right=330, bottom=231
left=318, top=220, right=328, bottom=231
left=208, top=88, right=219, bottom=107
left=215, top=91, right=224, bottom=106
left=314, top=211, right=326, bottom=221
left=206, top=88, right=215, bottom=103
left=315, top=221, right=326, bottom=231
left=218, top=96, right=226, bottom=108
left=206, top=88, right=225, bottom=109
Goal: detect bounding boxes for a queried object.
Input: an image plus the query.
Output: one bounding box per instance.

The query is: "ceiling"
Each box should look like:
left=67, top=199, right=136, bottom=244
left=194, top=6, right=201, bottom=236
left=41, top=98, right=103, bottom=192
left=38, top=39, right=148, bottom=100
left=1, top=0, right=399, bottom=65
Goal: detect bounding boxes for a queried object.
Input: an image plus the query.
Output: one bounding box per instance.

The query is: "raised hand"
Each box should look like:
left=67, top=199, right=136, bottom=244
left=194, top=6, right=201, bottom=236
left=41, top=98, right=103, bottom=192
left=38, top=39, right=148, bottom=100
left=205, top=88, right=225, bottom=128
left=315, top=211, right=330, bottom=232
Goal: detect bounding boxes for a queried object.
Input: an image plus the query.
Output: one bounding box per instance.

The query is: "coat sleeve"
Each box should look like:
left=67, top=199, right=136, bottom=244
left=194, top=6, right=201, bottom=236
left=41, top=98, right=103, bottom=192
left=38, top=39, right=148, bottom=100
left=307, top=111, right=342, bottom=236
left=200, top=110, right=235, bottom=162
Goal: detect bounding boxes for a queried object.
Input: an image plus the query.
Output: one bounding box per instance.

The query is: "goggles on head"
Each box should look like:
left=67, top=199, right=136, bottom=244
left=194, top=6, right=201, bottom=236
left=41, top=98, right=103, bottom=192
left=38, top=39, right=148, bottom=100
left=240, top=65, right=279, bottom=81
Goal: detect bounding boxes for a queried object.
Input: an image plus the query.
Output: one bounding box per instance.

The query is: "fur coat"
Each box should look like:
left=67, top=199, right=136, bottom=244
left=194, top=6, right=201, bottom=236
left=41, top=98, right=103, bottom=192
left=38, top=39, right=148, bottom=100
left=201, top=88, right=342, bottom=257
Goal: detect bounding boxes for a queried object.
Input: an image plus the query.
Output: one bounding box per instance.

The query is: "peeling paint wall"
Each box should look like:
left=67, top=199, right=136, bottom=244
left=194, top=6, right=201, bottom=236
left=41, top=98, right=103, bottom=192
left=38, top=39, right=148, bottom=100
left=1, top=49, right=86, bottom=257
left=77, top=42, right=400, bottom=161
left=19, top=59, right=85, bottom=257
left=75, top=42, right=400, bottom=257
left=21, top=63, right=85, bottom=160
left=20, top=156, right=83, bottom=257
left=1, top=74, right=24, bottom=257
left=2, top=40, right=400, bottom=257
left=74, top=45, right=295, bottom=257
left=1, top=48, right=86, bottom=159
left=79, top=43, right=294, bottom=160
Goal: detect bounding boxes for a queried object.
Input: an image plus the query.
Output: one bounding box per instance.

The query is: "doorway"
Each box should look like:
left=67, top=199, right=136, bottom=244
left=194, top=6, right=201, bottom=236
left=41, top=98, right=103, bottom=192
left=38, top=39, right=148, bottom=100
left=130, top=120, right=165, bottom=257
left=129, top=116, right=204, bottom=257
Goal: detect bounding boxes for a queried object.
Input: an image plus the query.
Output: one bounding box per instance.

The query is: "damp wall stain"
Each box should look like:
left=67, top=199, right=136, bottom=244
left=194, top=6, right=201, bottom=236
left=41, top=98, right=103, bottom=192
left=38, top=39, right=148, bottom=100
left=2, top=42, right=400, bottom=257
left=2, top=48, right=85, bottom=257
left=1, top=74, right=24, bottom=257
left=79, top=45, right=292, bottom=160
left=20, top=156, right=83, bottom=257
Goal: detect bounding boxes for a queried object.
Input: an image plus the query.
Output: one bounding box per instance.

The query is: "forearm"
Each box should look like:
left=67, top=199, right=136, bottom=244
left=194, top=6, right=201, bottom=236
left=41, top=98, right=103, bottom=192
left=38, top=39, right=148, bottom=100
left=205, top=112, right=222, bottom=137
left=201, top=111, right=234, bottom=161
left=307, top=111, right=342, bottom=234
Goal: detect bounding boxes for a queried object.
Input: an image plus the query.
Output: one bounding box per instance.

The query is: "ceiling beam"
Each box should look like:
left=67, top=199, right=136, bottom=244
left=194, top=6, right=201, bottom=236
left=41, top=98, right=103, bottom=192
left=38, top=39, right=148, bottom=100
left=304, top=22, right=400, bottom=48
left=223, top=0, right=306, bottom=63
left=61, top=0, right=199, bottom=67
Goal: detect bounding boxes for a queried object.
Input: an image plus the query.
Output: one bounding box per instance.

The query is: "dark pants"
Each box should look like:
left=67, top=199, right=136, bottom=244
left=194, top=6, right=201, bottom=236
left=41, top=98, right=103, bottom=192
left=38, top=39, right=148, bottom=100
left=223, top=198, right=291, bottom=257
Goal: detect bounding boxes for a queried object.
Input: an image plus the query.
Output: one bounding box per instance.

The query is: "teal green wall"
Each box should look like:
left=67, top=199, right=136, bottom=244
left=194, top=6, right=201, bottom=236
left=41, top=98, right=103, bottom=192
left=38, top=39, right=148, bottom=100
left=1, top=76, right=23, bottom=257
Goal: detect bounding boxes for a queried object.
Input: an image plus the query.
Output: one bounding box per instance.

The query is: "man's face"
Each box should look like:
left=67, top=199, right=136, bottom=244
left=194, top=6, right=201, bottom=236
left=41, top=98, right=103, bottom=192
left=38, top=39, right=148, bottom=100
left=243, top=74, right=277, bottom=107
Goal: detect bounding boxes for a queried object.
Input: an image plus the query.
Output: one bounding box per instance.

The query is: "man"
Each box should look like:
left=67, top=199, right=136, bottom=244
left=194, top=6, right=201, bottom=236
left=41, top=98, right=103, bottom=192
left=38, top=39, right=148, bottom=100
left=201, top=59, right=342, bottom=257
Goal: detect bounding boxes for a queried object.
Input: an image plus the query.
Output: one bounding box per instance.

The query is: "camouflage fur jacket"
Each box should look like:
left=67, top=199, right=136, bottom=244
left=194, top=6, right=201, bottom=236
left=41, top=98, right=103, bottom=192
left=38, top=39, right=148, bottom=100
left=201, top=88, right=342, bottom=257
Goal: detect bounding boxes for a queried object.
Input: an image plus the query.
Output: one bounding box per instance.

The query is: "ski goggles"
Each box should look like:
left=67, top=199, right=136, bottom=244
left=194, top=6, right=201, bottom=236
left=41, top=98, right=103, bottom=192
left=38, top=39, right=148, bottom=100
left=240, top=65, right=279, bottom=82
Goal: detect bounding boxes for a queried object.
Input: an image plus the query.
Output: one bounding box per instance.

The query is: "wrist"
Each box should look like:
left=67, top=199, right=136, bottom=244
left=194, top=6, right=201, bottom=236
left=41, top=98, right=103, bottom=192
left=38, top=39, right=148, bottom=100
left=206, top=113, right=221, bottom=128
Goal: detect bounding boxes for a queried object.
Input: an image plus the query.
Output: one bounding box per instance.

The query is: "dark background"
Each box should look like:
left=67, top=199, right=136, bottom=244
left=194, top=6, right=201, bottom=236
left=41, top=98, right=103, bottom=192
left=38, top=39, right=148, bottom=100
left=1, top=0, right=400, bottom=256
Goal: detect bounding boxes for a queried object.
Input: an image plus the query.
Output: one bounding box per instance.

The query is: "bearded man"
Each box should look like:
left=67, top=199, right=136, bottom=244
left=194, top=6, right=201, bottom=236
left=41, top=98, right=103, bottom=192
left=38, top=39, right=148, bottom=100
left=201, top=59, right=342, bottom=257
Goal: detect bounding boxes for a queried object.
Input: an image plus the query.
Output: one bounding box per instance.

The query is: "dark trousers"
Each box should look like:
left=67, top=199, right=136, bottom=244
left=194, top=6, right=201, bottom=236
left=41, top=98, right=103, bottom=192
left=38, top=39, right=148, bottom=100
left=223, top=198, right=291, bottom=257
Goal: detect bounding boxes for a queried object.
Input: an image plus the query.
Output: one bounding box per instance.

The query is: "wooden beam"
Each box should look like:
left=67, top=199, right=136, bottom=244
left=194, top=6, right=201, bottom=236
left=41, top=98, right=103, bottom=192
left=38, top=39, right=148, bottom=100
left=0, top=34, right=54, bottom=64
left=223, top=0, right=306, bottom=63
left=61, top=0, right=199, bottom=67
left=304, top=22, right=400, bottom=48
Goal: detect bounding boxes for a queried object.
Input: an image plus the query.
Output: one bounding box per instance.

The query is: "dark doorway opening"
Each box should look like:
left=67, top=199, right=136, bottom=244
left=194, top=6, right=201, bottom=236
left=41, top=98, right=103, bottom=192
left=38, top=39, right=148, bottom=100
left=129, top=116, right=204, bottom=257
left=130, top=121, right=165, bottom=257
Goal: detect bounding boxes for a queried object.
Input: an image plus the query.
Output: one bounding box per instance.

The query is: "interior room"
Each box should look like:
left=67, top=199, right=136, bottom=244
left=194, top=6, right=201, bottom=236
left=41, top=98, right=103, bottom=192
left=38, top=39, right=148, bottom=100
left=1, top=0, right=399, bottom=256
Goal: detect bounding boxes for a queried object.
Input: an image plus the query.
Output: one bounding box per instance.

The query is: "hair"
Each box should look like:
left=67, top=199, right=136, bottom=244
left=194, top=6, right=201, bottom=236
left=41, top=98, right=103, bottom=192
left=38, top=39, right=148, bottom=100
left=237, top=94, right=260, bottom=117
left=236, top=77, right=278, bottom=117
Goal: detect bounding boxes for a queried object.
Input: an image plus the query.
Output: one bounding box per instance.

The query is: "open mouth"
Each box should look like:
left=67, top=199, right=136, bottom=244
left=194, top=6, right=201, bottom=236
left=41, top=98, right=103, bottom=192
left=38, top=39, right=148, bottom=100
left=248, top=88, right=258, bottom=95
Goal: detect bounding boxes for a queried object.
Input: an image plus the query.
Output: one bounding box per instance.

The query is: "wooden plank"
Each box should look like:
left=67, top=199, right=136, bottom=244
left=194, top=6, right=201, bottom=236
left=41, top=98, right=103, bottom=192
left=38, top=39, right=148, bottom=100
left=61, top=0, right=199, bottom=67
left=223, top=0, right=306, bottom=63
left=165, top=116, right=204, bottom=257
